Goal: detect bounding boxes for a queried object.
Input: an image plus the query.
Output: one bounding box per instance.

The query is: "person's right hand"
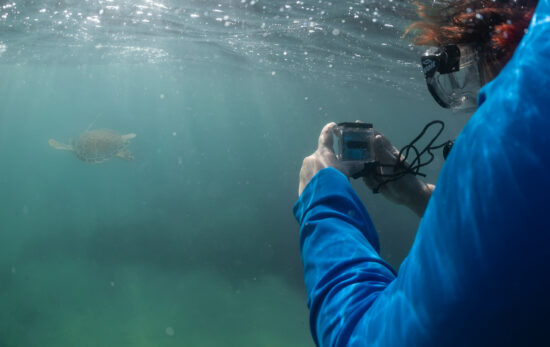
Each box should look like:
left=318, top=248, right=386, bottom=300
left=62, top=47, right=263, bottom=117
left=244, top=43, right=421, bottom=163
left=363, top=132, right=434, bottom=217
left=298, top=122, right=365, bottom=196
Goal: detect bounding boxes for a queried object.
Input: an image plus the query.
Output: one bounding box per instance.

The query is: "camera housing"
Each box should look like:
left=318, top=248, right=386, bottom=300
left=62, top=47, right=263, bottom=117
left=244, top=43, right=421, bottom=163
left=335, top=122, right=375, bottom=163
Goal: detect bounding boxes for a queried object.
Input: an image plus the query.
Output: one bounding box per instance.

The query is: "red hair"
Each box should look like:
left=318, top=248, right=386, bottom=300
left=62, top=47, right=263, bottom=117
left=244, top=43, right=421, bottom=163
left=491, top=8, right=535, bottom=53
left=405, top=0, right=537, bottom=77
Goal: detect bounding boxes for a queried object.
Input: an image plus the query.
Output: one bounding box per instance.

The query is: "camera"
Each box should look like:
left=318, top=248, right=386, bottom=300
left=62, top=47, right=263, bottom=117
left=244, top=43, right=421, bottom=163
left=335, top=122, right=375, bottom=163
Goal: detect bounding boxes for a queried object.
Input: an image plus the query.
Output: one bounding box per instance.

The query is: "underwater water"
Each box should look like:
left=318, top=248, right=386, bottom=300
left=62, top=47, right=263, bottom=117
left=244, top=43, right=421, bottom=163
left=0, top=0, right=470, bottom=346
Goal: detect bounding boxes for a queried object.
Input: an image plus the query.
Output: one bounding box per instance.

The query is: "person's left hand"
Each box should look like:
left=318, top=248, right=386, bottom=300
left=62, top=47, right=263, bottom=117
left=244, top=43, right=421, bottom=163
left=363, top=131, right=434, bottom=217
left=299, top=122, right=364, bottom=196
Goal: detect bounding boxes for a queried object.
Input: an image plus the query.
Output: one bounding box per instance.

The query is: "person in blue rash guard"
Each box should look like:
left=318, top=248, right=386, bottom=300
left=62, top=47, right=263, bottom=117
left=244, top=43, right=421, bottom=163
left=294, top=0, right=550, bottom=346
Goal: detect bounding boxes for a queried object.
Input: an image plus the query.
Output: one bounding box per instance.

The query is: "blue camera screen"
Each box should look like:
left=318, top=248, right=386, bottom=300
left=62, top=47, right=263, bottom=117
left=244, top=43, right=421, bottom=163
left=342, top=133, right=371, bottom=161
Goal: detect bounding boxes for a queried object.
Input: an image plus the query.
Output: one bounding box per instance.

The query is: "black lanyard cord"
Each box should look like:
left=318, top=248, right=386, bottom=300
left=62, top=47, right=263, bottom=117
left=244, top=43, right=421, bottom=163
left=371, top=120, right=451, bottom=193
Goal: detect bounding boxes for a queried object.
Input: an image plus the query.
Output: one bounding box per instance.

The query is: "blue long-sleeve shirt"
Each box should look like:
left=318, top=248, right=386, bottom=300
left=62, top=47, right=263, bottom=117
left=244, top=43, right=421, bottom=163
left=294, top=1, right=550, bottom=346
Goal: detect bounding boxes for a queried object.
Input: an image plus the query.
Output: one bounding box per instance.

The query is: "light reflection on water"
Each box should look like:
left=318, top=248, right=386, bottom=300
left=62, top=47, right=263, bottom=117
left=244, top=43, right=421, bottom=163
left=0, top=0, right=424, bottom=92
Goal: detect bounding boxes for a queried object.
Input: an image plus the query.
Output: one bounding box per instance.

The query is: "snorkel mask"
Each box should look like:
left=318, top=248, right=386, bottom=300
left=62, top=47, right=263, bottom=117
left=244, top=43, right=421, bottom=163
left=421, top=45, right=483, bottom=111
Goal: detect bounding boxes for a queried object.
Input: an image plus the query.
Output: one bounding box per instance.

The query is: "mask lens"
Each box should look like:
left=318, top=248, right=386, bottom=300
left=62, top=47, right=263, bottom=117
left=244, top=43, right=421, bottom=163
left=422, top=45, right=482, bottom=111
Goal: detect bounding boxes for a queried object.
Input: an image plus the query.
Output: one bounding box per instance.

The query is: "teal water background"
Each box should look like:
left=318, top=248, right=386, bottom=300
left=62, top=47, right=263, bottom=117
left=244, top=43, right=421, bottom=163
left=0, top=1, right=469, bottom=346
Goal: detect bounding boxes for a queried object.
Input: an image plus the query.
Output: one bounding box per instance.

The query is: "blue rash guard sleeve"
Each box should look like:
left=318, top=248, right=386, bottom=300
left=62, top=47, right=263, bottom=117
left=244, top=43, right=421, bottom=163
left=294, top=168, right=397, bottom=346
left=294, top=1, right=550, bottom=346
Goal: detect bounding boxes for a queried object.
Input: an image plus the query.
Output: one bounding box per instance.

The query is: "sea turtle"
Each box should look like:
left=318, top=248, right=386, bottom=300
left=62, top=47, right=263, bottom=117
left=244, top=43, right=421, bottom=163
left=48, top=129, right=137, bottom=163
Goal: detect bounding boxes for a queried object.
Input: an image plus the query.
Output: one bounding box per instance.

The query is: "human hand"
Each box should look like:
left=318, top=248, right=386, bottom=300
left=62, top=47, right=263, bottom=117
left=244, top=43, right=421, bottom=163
left=298, top=122, right=364, bottom=196
left=363, top=132, right=434, bottom=217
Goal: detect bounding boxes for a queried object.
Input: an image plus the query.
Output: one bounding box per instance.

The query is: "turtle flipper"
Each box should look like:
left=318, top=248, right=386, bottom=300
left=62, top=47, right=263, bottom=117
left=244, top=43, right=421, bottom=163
left=121, top=133, right=136, bottom=142
left=48, top=139, right=73, bottom=151
left=116, top=149, right=134, bottom=161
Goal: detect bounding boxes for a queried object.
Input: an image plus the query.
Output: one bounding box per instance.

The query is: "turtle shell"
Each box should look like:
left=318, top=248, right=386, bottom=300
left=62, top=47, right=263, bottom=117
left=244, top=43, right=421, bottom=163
left=73, top=129, right=127, bottom=163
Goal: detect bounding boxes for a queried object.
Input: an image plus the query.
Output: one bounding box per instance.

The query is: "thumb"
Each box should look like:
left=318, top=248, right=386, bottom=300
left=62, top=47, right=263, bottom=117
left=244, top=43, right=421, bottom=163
left=318, top=122, right=337, bottom=151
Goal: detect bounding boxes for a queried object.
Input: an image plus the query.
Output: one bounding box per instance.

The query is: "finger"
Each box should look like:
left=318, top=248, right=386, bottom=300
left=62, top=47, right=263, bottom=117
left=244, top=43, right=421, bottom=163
left=363, top=168, right=391, bottom=193
left=377, top=135, right=406, bottom=163
left=375, top=134, right=393, bottom=151
left=374, top=135, right=397, bottom=164
left=338, top=160, right=366, bottom=177
left=318, top=122, right=337, bottom=150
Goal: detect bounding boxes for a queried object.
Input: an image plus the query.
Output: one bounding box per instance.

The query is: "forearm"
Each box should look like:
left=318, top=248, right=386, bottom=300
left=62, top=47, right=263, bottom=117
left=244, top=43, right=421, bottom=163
left=408, top=182, right=435, bottom=217
left=294, top=168, right=396, bottom=346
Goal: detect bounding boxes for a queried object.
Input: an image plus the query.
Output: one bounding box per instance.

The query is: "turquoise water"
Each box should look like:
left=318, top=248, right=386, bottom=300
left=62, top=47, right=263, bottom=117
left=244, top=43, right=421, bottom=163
left=0, top=1, right=469, bottom=346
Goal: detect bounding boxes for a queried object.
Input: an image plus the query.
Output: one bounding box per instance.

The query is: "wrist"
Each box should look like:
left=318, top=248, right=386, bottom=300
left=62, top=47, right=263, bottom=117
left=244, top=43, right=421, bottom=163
left=409, top=182, right=434, bottom=217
